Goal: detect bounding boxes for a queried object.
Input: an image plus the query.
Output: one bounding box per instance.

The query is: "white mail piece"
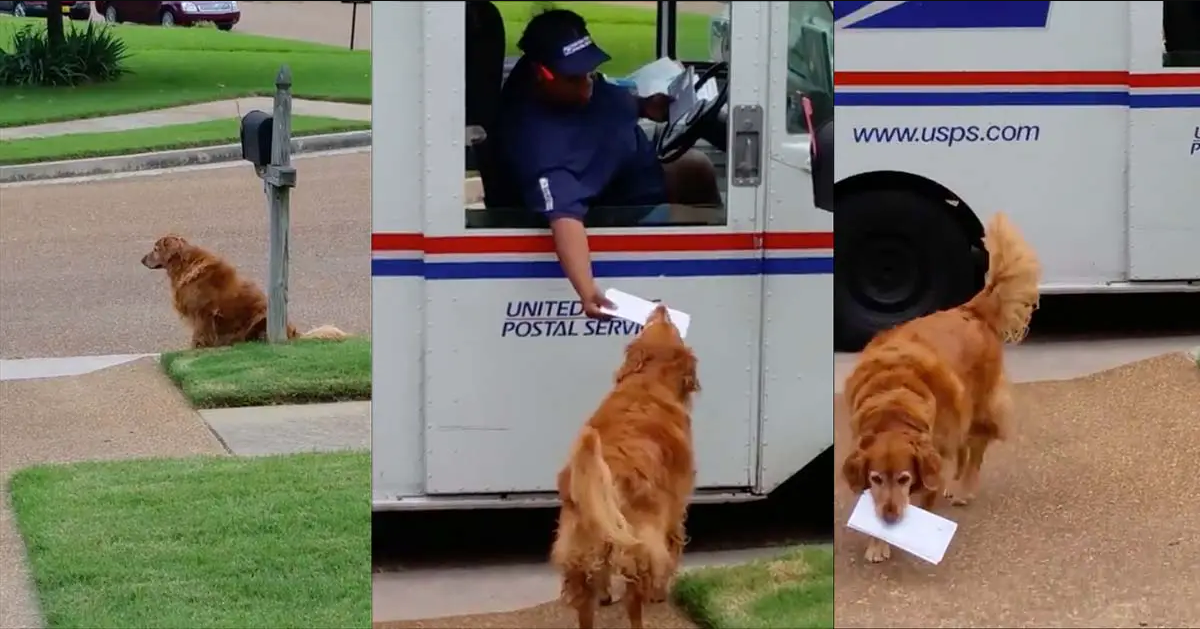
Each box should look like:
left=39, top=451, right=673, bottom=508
left=847, top=491, right=959, bottom=565
left=600, top=288, right=691, bottom=339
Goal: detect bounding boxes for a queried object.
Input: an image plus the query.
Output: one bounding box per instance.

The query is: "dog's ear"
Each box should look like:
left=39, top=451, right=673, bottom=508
left=912, top=436, right=943, bottom=492
left=615, top=346, right=649, bottom=383
left=841, top=446, right=869, bottom=493
left=157, top=235, right=188, bottom=261
left=676, top=346, right=700, bottom=393
left=842, top=434, right=877, bottom=492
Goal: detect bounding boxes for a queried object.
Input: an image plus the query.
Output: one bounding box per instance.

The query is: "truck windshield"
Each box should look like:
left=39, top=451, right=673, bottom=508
left=788, top=1, right=834, bottom=133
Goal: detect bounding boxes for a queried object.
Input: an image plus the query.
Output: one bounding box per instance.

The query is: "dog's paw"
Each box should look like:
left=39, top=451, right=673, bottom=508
left=943, top=484, right=974, bottom=506
left=945, top=489, right=974, bottom=506
left=864, top=541, right=891, bottom=563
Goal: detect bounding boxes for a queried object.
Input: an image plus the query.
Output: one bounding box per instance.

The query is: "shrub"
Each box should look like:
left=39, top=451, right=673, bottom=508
left=0, top=21, right=129, bottom=87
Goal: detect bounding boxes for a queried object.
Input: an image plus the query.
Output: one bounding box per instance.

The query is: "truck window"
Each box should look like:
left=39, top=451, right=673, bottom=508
left=462, top=1, right=729, bottom=230
left=786, top=1, right=833, bottom=134
left=1163, top=0, right=1200, bottom=67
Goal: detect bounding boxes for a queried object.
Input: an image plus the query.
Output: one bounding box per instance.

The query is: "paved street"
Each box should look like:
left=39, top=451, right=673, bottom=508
left=0, top=150, right=371, bottom=358
left=236, top=1, right=373, bottom=50
left=230, top=0, right=724, bottom=52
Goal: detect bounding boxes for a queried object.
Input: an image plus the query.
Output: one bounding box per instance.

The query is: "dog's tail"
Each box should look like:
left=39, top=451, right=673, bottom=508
left=298, top=325, right=349, bottom=340
left=963, top=212, right=1042, bottom=343
left=567, top=427, right=641, bottom=550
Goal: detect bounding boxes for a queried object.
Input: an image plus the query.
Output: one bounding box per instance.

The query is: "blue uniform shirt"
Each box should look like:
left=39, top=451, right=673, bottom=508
left=498, top=70, right=668, bottom=222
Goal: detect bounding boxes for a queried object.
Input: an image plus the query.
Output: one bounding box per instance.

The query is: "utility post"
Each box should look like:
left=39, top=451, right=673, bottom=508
left=239, top=65, right=297, bottom=344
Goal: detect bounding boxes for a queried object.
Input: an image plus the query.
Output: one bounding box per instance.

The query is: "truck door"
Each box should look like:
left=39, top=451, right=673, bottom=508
left=754, top=0, right=834, bottom=493
left=1126, top=1, right=1200, bottom=280
left=415, top=1, right=769, bottom=495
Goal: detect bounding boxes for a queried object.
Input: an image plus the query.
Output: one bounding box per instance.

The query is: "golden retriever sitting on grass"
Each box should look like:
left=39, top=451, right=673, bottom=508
left=141, top=234, right=347, bottom=349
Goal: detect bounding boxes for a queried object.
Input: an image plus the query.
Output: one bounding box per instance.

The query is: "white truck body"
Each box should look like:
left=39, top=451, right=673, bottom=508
left=371, top=1, right=835, bottom=511
left=837, top=0, right=1199, bottom=292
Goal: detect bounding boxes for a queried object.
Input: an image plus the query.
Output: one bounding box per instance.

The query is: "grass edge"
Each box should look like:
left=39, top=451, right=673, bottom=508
left=158, top=338, right=372, bottom=410
left=0, top=119, right=370, bottom=166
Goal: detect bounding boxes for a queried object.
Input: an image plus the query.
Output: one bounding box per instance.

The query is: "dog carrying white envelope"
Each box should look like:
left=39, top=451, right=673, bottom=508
left=601, top=288, right=691, bottom=338
left=847, top=492, right=959, bottom=565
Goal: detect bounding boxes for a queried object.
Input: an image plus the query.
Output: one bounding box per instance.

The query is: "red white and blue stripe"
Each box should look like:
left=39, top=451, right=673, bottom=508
left=835, top=1, right=1053, bottom=30
left=371, top=232, right=833, bottom=280
left=835, top=70, right=1200, bottom=109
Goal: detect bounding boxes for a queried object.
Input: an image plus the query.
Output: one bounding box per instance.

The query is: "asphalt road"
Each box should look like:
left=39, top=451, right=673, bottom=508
left=0, top=151, right=371, bottom=359
left=229, top=1, right=723, bottom=52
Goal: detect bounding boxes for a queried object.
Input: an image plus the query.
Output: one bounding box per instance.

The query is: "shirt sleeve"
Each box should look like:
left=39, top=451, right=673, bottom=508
left=517, top=168, right=588, bottom=222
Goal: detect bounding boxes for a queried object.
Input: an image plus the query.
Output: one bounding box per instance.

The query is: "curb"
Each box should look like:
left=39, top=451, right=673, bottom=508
left=0, top=130, right=372, bottom=184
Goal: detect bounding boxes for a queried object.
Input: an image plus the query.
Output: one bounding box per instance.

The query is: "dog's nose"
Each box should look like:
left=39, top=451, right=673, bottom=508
left=881, top=507, right=901, bottom=524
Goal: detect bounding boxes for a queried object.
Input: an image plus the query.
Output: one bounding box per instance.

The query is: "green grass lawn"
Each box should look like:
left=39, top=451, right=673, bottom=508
left=673, top=545, right=834, bottom=629
left=8, top=451, right=370, bottom=629
left=160, top=337, right=371, bottom=409
left=0, top=114, right=369, bottom=165
left=0, top=16, right=370, bottom=127
left=497, top=1, right=714, bottom=77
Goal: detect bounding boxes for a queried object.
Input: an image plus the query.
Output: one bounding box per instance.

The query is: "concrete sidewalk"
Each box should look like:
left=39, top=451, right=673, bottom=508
left=1, top=98, right=372, bottom=141
left=0, top=358, right=368, bottom=628
left=201, top=401, right=370, bottom=456
left=0, top=358, right=224, bottom=629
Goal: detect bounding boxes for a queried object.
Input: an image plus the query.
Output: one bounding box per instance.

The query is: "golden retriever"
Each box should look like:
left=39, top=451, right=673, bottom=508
left=141, top=234, right=347, bottom=348
left=551, top=305, right=700, bottom=629
left=841, top=212, right=1041, bottom=563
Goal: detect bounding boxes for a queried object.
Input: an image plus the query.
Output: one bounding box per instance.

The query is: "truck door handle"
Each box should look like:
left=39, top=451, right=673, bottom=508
left=730, top=104, right=763, bottom=187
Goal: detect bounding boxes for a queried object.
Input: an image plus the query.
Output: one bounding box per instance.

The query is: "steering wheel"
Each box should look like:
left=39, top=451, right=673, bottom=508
left=654, top=62, right=730, bottom=164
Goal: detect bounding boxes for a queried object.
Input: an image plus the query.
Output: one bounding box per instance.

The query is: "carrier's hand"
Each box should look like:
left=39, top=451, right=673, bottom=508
left=581, top=286, right=615, bottom=320
left=640, top=93, right=673, bottom=123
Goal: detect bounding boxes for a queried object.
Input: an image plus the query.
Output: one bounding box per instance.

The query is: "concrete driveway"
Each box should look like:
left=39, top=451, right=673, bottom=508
left=231, top=1, right=724, bottom=51
left=0, top=151, right=371, bottom=358
left=835, top=334, right=1200, bottom=392
left=236, top=1, right=372, bottom=50
left=833, top=350, right=1200, bottom=627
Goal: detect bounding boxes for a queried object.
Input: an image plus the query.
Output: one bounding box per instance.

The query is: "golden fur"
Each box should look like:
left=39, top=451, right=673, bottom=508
left=551, top=305, right=700, bottom=629
left=141, top=234, right=348, bottom=348
left=841, top=212, right=1041, bottom=563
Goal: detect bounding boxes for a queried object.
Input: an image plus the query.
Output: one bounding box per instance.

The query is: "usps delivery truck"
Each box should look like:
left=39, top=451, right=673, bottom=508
left=370, top=1, right=835, bottom=511
left=835, top=0, right=1200, bottom=351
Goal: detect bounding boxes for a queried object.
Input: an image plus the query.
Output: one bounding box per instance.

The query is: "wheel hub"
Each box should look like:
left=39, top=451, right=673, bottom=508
left=851, top=235, right=923, bottom=313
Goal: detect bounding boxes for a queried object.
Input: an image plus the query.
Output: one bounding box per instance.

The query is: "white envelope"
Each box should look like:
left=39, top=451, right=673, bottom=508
left=600, top=288, right=691, bottom=339
left=847, top=492, right=959, bottom=565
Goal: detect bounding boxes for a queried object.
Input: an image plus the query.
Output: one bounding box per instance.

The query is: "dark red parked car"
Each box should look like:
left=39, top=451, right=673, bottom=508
left=94, top=1, right=240, bottom=30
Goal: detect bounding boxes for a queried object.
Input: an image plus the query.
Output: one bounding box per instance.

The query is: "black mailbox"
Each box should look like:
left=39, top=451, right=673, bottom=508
left=240, top=110, right=274, bottom=167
